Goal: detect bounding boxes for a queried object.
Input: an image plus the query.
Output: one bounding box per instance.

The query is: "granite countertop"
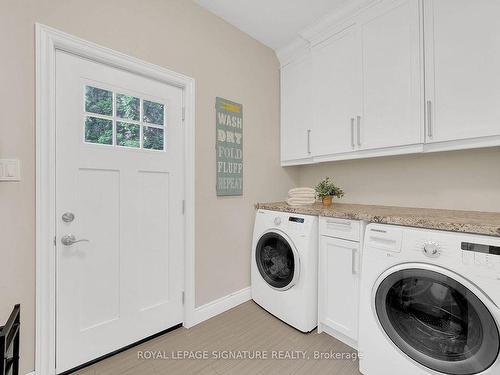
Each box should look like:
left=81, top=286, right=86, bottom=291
left=255, top=201, right=500, bottom=237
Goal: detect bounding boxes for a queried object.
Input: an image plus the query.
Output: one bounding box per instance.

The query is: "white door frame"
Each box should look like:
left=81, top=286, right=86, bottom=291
left=35, top=24, right=196, bottom=375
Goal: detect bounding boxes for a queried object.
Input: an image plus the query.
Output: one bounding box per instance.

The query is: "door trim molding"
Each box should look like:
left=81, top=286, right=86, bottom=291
left=35, top=23, right=196, bottom=375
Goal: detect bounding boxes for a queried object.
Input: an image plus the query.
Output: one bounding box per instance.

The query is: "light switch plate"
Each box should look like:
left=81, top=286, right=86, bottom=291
left=0, top=159, right=21, bottom=181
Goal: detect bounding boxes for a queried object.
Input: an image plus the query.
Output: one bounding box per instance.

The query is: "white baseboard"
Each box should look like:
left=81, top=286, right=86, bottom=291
left=190, top=287, right=251, bottom=327
left=26, top=372, right=35, bottom=375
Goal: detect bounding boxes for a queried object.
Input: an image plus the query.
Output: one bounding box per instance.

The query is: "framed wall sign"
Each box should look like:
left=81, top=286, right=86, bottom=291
left=216, top=97, right=243, bottom=196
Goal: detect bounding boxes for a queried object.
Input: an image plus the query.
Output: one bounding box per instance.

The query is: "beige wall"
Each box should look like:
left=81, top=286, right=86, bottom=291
left=0, top=0, right=298, bottom=373
left=3, top=1, right=499, bottom=374
left=297, top=147, right=500, bottom=212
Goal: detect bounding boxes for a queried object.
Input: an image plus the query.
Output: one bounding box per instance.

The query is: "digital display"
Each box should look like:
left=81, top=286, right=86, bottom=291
left=289, top=217, right=305, bottom=223
left=461, top=242, right=500, bottom=256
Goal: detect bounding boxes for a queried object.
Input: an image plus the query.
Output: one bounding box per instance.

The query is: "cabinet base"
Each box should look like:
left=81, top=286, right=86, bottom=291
left=318, top=322, right=358, bottom=351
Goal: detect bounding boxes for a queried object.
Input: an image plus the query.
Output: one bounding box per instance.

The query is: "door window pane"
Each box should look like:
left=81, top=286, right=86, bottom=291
left=116, top=122, right=140, bottom=148
left=85, top=86, right=113, bottom=116
left=82, top=85, right=167, bottom=151
left=143, top=126, right=164, bottom=150
left=85, top=117, right=113, bottom=145
left=143, top=100, right=164, bottom=125
left=116, top=94, right=140, bottom=121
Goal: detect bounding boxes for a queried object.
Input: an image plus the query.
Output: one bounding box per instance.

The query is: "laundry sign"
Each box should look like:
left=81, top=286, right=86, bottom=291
left=216, top=97, right=243, bottom=196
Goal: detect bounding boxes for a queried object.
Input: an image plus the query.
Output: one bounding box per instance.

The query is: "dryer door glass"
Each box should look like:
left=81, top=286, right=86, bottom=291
left=375, top=268, right=499, bottom=375
left=255, top=232, right=296, bottom=290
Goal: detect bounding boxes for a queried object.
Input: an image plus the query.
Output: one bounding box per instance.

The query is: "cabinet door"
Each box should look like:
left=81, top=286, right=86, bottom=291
left=280, top=55, right=313, bottom=162
left=424, top=0, right=500, bottom=143
left=312, top=26, right=362, bottom=156
left=359, top=0, right=423, bottom=150
left=319, top=236, right=360, bottom=341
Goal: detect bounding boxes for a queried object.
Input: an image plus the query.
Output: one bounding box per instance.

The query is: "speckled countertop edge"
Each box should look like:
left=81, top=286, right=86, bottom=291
left=255, top=202, right=500, bottom=237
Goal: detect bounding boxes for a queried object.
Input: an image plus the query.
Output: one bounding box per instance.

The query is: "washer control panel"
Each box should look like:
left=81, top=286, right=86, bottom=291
left=286, top=216, right=308, bottom=234
left=423, top=241, right=441, bottom=258
left=273, top=216, right=305, bottom=227
left=257, top=210, right=316, bottom=237
left=462, top=241, right=500, bottom=268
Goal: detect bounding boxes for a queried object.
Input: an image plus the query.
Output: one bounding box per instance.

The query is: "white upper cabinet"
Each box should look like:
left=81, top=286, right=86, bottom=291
left=312, top=26, right=362, bottom=156
left=424, top=0, right=500, bottom=143
left=280, top=54, right=313, bottom=163
left=279, top=0, right=500, bottom=165
left=359, top=0, right=423, bottom=150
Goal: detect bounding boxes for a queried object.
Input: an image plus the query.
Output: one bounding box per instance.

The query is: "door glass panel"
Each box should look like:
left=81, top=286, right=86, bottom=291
left=375, top=268, right=499, bottom=375
left=85, top=117, right=113, bottom=145
left=116, top=94, right=140, bottom=121
left=143, top=100, right=164, bottom=125
left=116, top=122, right=140, bottom=148
left=143, top=126, right=164, bottom=150
left=85, top=86, right=113, bottom=116
left=255, top=232, right=295, bottom=289
left=83, top=85, right=167, bottom=151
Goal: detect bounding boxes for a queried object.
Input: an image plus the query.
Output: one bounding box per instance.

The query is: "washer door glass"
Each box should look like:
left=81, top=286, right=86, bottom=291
left=375, top=268, right=499, bottom=375
left=255, top=232, right=296, bottom=290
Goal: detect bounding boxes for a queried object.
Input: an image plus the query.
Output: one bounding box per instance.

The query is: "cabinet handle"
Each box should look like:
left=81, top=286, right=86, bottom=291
left=427, top=100, right=433, bottom=138
left=351, top=248, right=358, bottom=275
left=307, top=129, right=311, bottom=154
left=326, top=219, right=351, bottom=226
left=356, top=116, right=361, bottom=146
left=350, top=118, right=355, bottom=148
left=370, top=228, right=387, bottom=234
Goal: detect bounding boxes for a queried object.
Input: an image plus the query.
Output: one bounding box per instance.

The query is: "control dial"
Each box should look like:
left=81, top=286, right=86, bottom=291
left=423, top=241, right=441, bottom=258
left=274, top=217, right=282, bottom=226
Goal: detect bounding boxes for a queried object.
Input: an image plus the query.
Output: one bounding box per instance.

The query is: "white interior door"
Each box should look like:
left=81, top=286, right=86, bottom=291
left=55, top=51, right=185, bottom=373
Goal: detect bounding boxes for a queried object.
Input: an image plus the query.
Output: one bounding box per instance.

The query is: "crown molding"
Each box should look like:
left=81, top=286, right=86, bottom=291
left=299, top=0, right=379, bottom=44
left=275, top=37, right=310, bottom=67
left=275, top=0, right=380, bottom=66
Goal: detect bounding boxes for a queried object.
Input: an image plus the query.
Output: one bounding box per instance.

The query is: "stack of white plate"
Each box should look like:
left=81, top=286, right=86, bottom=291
left=286, top=187, right=316, bottom=206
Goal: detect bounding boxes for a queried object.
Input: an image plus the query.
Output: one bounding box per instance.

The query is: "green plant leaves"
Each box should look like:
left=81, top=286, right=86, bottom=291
left=314, top=177, right=344, bottom=198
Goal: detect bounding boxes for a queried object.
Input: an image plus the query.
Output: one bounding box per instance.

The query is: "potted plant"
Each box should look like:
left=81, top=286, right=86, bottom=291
left=315, top=177, right=344, bottom=207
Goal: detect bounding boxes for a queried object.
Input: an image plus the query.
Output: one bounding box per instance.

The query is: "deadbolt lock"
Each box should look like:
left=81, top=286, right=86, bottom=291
left=62, top=212, right=75, bottom=223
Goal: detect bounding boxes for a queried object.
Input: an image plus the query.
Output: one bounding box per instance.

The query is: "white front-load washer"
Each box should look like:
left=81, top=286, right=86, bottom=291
left=251, top=209, right=318, bottom=332
left=359, top=224, right=500, bottom=375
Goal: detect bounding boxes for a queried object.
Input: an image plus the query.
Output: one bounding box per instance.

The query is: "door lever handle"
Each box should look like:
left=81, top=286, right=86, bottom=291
left=61, top=234, right=89, bottom=246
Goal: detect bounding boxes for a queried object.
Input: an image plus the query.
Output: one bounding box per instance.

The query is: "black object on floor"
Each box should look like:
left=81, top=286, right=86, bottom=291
left=0, top=304, right=20, bottom=375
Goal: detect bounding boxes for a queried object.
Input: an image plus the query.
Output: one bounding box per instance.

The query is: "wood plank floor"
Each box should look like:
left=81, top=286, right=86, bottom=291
left=73, top=301, right=362, bottom=375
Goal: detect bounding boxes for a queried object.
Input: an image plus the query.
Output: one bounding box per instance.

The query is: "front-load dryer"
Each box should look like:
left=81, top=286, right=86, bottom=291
left=251, top=209, right=318, bottom=332
left=359, top=224, right=500, bottom=375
